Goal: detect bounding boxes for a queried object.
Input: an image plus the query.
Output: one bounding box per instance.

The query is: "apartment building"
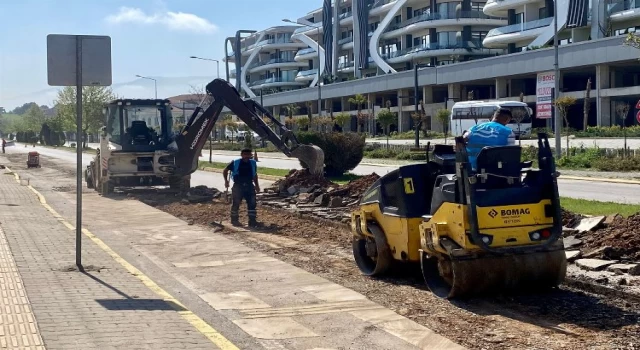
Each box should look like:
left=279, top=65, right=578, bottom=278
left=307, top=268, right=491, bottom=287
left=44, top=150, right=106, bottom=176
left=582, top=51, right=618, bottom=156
left=223, top=0, right=640, bottom=132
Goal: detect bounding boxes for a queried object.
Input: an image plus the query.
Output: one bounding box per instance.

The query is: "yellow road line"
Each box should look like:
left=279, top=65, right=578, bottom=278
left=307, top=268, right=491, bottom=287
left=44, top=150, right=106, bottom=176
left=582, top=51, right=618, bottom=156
left=7, top=167, right=239, bottom=350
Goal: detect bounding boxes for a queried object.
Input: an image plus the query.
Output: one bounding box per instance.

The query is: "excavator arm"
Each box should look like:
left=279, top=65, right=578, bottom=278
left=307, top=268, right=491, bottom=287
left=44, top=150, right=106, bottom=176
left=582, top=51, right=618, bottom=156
left=169, top=78, right=324, bottom=177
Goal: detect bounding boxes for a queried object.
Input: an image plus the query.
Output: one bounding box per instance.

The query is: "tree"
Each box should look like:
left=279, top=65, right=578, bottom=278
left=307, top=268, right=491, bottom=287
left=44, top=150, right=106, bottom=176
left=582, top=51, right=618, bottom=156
left=376, top=107, right=396, bottom=148
left=584, top=78, right=592, bottom=131
left=11, top=102, right=38, bottom=115
left=296, top=117, right=310, bottom=132
left=509, top=92, right=527, bottom=146
left=624, top=33, right=640, bottom=50
left=334, top=113, right=351, bottom=132
left=348, top=94, right=368, bottom=133
left=554, top=96, right=577, bottom=155
left=615, top=101, right=631, bottom=157
left=54, top=86, right=116, bottom=148
left=24, top=104, right=47, bottom=132
left=305, top=101, right=313, bottom=124
left=435, top=108, right=450, bottom=144
left=285, top=104, right=299, bottom=119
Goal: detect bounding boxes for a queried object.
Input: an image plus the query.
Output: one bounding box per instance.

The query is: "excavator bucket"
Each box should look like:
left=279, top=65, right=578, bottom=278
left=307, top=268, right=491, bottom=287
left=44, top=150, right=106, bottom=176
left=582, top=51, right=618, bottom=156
left=291, top=144, right=325, bottom=176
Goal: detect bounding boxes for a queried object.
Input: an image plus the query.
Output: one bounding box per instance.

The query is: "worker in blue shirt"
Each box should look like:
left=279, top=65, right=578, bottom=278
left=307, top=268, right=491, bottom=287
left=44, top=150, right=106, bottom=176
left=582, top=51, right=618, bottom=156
left=463, top=108, right=516, bottom=170
left=223, top=148, right=260, bottom=227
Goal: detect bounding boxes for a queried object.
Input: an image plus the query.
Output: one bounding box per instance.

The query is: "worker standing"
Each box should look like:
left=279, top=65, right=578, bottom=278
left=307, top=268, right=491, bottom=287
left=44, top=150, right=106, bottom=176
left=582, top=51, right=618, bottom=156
left=463, top=108, right=515, bottom=170
left=223, top=148, right=261, bottom=227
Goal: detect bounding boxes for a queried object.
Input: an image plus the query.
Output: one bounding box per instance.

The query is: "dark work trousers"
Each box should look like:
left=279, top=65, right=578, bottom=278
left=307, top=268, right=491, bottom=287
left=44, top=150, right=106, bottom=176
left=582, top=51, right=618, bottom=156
left=230, top=182, right=257, bottom=223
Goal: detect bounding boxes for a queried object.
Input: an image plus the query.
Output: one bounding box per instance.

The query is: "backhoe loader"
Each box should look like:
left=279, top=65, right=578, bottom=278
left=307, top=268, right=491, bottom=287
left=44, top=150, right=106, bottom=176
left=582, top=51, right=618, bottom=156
left=85, top=79, right=324, bottom=194
left=351, top=133, right=567, bottom=298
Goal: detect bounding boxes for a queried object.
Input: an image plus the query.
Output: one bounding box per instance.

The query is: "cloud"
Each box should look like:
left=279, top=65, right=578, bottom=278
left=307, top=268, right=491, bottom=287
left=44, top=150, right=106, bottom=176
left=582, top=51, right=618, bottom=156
left=105, top=7, right=218, bottom=34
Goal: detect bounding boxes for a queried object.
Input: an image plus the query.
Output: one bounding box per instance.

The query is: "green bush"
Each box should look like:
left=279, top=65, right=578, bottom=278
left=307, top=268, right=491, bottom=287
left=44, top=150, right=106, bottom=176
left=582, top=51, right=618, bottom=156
left=363, top=148, right=401, bottom=159
left=296, top=131, right=366, bottom=176
left=575, top=125, right=640, bottom=138
left=592, top=156, right=640, bottom=171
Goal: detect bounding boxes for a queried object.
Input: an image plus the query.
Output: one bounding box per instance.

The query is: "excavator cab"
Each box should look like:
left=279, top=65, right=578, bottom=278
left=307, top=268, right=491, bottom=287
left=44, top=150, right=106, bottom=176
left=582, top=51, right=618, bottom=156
left=106, top=99, right=172, bottom=152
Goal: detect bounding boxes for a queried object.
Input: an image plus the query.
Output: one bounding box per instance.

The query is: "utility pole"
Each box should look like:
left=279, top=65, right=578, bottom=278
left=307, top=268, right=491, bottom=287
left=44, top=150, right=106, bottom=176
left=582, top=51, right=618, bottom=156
left=413, top=63, right=431, bottom=147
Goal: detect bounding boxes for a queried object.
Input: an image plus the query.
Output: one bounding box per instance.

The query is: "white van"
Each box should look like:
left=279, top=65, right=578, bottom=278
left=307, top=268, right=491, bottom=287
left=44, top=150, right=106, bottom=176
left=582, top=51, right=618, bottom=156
left=449, top=100, right=533, bottom=138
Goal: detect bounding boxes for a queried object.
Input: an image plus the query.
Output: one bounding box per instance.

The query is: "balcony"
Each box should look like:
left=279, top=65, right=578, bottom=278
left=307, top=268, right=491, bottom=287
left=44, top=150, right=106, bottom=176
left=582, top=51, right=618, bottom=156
left=609, top=0, right=640, bottom=22
left=293, top=24, right=323, bottom=35
left=295, top=69, right=318, bottom=82
left=338, top=36, right=354, bottom=45
left=483, top=0, right=544, bottom=17
left=247, top=58, right=306, bottom=73
left=294, top=47, right=318, bottom=61
left=339, top=11, right=353, bottom=19
left=248, top=76, right=306, bottom=88
left=486, top=17, right=553, bottom=37
left=386, top=10, right=504, bottom=32
left=381, top=40, right=499, bottom=62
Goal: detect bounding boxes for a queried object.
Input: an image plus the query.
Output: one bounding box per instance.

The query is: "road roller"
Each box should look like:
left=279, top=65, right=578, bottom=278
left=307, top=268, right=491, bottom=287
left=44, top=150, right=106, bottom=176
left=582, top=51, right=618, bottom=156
left=351, top=133, right=567, bottom=298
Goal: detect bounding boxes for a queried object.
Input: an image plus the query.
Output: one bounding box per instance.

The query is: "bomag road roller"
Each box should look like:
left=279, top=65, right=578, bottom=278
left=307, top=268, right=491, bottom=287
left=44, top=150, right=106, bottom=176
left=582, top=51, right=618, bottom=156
left=351, top=133, right=567, bottom=298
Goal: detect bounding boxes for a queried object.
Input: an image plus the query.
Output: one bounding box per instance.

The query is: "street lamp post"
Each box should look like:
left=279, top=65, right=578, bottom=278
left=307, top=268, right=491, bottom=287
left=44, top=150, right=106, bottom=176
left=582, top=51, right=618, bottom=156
left=189, top=56, right=221, bottom=163
left=136, top=75, right=157, bottom=99
left=190, top=56, right=220, bottom=79
left=283, top=19, right=322, bottom=116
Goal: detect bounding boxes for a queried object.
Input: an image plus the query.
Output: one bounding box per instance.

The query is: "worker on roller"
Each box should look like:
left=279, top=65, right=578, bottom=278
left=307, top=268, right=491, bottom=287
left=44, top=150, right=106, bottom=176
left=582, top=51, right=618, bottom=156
left=463, top=108, right=515, bottom=170
left=223, top=148, right=260, bottom=227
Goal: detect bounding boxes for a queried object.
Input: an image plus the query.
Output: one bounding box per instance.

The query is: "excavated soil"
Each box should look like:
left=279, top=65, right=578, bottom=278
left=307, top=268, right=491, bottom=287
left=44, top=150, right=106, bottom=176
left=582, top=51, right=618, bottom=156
left=562, top=208, right=584, bottom=228
left=327, top=173, right=380, bottom=199
left=270, top=169, right=337, bottom=190
left=583, top=214, right=640, bottom=261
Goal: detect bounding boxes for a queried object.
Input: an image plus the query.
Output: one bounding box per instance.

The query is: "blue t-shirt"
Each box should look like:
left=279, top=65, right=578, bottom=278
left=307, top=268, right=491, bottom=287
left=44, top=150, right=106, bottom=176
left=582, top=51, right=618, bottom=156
left=465, top=121, right=515, bottom=170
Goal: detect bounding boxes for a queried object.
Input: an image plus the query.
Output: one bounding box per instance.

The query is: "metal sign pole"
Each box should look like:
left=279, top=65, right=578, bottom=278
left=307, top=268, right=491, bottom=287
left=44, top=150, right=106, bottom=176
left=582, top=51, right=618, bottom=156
left=75, top=36, right=83, bottom=268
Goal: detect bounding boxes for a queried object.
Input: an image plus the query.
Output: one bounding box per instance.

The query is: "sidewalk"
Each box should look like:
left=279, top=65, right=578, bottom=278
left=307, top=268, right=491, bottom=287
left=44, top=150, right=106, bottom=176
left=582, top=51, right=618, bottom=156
left=2, top=156, right=465, bottom=349
left=0, top=169, right=220, bottom=349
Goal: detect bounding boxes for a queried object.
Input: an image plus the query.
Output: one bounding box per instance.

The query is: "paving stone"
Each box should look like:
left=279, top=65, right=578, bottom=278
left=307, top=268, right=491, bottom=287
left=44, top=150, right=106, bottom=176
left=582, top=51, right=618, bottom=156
left=606, top=263, right=638, bottom=273
left=563, top=236, right=583, bottom=249
left=0, top=171, right=214, bottom=349
left=575, top=258, right=618, bottom=271
left=565, top=250, right=582, bottom=262
left=574, top=216, right=605, bottom=233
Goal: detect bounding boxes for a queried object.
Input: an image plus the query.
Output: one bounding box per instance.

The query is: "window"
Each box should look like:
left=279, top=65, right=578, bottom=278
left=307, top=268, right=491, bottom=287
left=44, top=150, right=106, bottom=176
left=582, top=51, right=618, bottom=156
left=471, top=31, right=488, bottom=44
left=438, top=31, right=458, bottom=47
left=471, top=2, right=483, bottom=11
left=539, top=7, right=548, bottom=18
left=413, top=35, right=429, bottom=47
left=514, top=13, right=523, bottom=24
left=413, top=6, right=430, bottom=17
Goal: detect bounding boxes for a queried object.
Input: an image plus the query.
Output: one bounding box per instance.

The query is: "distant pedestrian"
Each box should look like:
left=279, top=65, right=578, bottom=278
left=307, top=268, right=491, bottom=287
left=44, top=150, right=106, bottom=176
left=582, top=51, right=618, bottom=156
left=223, top=148, right=261, bottom=227
left=2, top=138, right=5, bottom=153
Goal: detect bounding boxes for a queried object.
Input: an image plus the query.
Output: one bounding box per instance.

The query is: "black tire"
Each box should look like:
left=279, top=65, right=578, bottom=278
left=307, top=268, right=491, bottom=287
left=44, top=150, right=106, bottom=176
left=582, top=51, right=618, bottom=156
left=352, top=220, right=392, bottom=276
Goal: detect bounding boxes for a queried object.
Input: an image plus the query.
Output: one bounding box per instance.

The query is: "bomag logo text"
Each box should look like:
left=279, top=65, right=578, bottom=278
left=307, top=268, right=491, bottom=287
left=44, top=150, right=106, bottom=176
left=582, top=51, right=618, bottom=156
left=501, top=208, right=530, bottom=216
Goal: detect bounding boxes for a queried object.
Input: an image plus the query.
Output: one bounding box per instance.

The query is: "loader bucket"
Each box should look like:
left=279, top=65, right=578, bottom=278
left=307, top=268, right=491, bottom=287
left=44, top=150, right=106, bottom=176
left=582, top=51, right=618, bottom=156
left=291, top=144, right=325, bottom=176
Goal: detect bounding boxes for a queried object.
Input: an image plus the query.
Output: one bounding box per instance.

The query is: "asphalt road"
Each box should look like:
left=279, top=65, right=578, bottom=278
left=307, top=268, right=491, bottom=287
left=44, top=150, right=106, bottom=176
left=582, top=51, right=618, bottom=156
left=6, top=144, right=640, bottom=204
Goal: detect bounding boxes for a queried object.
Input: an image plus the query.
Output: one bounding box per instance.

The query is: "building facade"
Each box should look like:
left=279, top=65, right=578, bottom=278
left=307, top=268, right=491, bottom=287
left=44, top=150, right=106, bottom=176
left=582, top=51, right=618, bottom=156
left=223, top=0, right=640, bottom=132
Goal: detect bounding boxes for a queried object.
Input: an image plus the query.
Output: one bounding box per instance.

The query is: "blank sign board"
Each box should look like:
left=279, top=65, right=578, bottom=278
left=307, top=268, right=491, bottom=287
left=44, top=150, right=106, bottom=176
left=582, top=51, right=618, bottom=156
left=47, top=34, right=112, bottom=86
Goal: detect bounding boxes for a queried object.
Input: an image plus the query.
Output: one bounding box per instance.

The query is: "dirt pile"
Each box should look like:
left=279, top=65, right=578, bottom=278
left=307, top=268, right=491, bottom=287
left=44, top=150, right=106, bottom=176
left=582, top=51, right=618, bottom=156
left=582, top=213, right=640, bottom=261
left=270, top=169, right=337, bottom=192
left=327, top=174, right=380, bottom=199
left=562, top=208, right=583, bottom=228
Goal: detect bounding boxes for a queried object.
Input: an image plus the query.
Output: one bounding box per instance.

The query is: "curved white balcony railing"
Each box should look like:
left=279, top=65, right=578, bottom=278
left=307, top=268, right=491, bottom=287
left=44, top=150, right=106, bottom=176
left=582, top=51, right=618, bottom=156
left=384, top=10, right=506, bottom=39
left=609, top=0, right=640, bottom=22
left=483, top=0, right=544, bottom=17
left=294, top=47, right=318, bottom=62
left=382, top=41, right=501, bottom=63
left=247, top=58, right=307, bottom=73
left=248, top=76, right=306, bottom=89
left=295, top=69, right=317, bottom=82
left=483, top=17, right=553, bottom=47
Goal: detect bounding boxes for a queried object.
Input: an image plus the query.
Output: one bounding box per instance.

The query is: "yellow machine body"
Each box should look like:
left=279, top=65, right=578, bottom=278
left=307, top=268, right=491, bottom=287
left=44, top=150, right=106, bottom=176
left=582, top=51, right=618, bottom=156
left=350, top=137, right=567, bottom=298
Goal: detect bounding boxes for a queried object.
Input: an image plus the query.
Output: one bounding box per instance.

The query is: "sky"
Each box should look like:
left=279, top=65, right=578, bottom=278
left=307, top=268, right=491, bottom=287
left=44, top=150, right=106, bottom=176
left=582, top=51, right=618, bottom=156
left=0, top=0, right=317, bottom=110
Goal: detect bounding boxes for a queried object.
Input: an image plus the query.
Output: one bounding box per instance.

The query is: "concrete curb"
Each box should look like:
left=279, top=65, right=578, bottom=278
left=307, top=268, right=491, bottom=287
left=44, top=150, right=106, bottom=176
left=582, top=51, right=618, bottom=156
left=200, top=166, right=284, bottom=181
left=559, top=175, right=640, bottom=185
